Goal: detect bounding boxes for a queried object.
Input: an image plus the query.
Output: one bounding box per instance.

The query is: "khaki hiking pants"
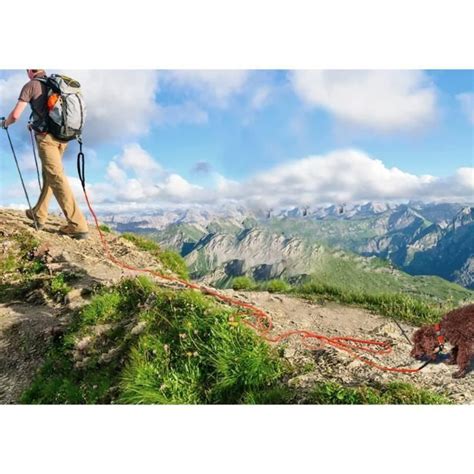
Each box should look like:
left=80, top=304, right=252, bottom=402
left=33, top=133, right=88, bottom=232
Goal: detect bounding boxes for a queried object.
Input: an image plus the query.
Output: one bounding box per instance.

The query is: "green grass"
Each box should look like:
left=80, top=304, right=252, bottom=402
left=0, top=253, right=17, bottom=273
left=20, top=275, right=454, bottom=405
left=295, top=280, right=445, bottom=325
left=0, top=230, right=40, bottom=276
left=48, top=273, right=73, bottom=301
left=22, top=276, right=283, bottom=404
left=302, top=252, right=472, bottom=303
left=99, top=224, right=111, bottom=233
left=264, top=279, right=291, bottom=293
left=122, top=233, right=161, bottom=253
left=232, top=276, right=257, bottom=291
left=0, top=229, right=47, bottom=303
left=122, top=233, right=189, bottom=279
left=308, top=381, right=451, bottom=404
left=158, top=249, right=189, bottom=280
left=229, top=272, right=447, bottom=326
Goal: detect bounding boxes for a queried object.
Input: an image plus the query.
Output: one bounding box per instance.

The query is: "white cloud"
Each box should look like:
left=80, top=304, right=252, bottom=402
left=154, top=174, right=204, bottom=202
left=162, top=70, right=250, bottom=107
left=456, top=92, right=474, bottom=124
left=66, top=147, right=473, bottom=212
left=115, top=143, right=163, bottom=179
left=0, top=72, right=34, bottom=147
left=62, top=70, right=160, bottom=144
left=231, top=150, right=429, bottom=206
left=106, top=161, right=127, bottom=184
left=69, top=143, right=205, bottom=207
left=290, top=70, right=437, bottom=133
left=0, top=71, right=27, bottom=107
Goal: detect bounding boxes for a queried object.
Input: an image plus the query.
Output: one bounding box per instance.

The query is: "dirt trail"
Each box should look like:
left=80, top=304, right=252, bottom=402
left=1, top=209, right=472, bottom=404
left=0, top=209, right=172, bottom=403
left=223, top=290, right=473, bottom=403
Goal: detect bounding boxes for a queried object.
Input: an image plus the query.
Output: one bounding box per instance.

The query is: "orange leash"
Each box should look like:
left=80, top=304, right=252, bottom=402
left=79, top=181, right=423, bottom=374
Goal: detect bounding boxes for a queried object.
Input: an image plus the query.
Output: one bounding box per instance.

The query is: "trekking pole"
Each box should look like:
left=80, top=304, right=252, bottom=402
left=1, top=118, right=39, bottom=231
left=28, top=125, right=42, bottom=191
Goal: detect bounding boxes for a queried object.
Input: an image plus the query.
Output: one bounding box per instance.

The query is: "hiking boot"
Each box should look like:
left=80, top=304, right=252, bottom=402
left=59, top=225, right=89, bottom=240
left=25, top=209, right=45, bottom=230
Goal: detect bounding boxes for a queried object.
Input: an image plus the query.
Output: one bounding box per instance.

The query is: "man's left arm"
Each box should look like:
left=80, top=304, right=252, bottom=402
left=1, top=101, right=29, bottom=128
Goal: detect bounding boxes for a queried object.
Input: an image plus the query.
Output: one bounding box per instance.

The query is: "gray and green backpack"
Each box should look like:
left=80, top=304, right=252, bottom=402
left=35, top=74, right=86, bottom=141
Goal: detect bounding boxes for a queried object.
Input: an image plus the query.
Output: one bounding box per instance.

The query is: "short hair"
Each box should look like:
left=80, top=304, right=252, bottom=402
left=27, top=69, right=46, bottom=75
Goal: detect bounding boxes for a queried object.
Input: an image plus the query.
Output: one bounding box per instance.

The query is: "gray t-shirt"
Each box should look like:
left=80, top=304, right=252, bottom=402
left=18, top=75, right=48, bottom=132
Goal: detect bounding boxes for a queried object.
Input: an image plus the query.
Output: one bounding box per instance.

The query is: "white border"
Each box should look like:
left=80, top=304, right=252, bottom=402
left=1, top=2, right=472, bottom=472
left=1, top=1, right=473, bottom=68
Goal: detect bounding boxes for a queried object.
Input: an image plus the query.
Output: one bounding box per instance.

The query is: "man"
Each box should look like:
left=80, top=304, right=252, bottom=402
left=1, top=69, right=89, bottom=239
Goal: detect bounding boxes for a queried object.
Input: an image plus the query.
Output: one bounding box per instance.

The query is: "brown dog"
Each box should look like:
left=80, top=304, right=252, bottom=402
left=411, top=304, right=474, bottom=378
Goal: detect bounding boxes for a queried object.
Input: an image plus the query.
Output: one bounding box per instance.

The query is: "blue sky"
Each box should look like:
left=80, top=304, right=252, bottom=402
left=0, top=69, right=473, bottom=212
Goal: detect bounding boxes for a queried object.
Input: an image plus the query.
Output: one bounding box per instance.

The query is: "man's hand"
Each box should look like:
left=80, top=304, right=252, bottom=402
left=0, top=117, right=7, bottom=129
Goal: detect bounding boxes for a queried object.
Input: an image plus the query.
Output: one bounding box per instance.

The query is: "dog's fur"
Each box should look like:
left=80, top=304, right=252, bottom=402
left=411, top=304, right=474, bottom=378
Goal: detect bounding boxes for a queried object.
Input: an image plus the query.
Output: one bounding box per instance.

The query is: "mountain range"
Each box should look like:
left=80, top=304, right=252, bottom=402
left=101, top=201, right=474, bottom=289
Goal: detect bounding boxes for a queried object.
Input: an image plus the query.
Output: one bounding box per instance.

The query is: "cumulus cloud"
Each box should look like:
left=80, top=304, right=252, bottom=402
left=62, top=70, right=160, bottom=144
left=229, top=150, right=472, bottom=208
left=154, top=174, right=204, bottom=202
left=106, top=161, right=127, bottom=184
left=0, top=71, right=27, bottom=107
left=58, top=147, right=473, bottom=213
left=456, top=92, right=474, bottom=124
left=115, top=143, right=163, bottom=179
left=0, top=71, right=34, bottom=148
left=0, top=69, right=273, bottom=152
left=72, top=143, right=206, bottom=208
left=290, top=70, right=437, bottom=133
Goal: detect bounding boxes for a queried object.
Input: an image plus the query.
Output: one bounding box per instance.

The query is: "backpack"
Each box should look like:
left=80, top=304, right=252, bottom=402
left=35, top=74, right=86, bottom=141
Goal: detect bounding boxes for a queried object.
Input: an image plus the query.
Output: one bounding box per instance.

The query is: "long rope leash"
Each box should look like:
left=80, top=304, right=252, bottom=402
left=76, top=146, right=427, bottom=375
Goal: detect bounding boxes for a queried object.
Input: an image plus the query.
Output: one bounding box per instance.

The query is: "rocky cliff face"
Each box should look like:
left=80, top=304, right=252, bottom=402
left=185, top=227, right=322, bottom=281
left=403, top=208, right=474, bottom=288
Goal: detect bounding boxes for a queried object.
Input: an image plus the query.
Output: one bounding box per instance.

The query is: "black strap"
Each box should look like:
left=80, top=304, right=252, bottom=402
left=77, top=138, right=86, bottom=189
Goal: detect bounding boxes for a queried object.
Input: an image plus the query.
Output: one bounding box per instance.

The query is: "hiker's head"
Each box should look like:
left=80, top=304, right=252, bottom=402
left=26, top=69, right=46, bottom=80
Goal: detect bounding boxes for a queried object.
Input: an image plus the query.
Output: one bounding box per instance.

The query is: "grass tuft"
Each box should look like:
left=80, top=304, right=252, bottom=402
left=48, top=273, right=73, bottom=301
left=22, top=277, right=283, bottom=404
left=121, top=233, right=189, bottom=279
left=308, top=381, right=451, bottom=405
left=232, top=276, right=256, bottom=291
left=99, top=224, right=112, bottom=233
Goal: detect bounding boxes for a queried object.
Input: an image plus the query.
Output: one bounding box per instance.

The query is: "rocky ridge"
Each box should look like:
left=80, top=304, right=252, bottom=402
left=1, top=209, right=472, bottom=404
